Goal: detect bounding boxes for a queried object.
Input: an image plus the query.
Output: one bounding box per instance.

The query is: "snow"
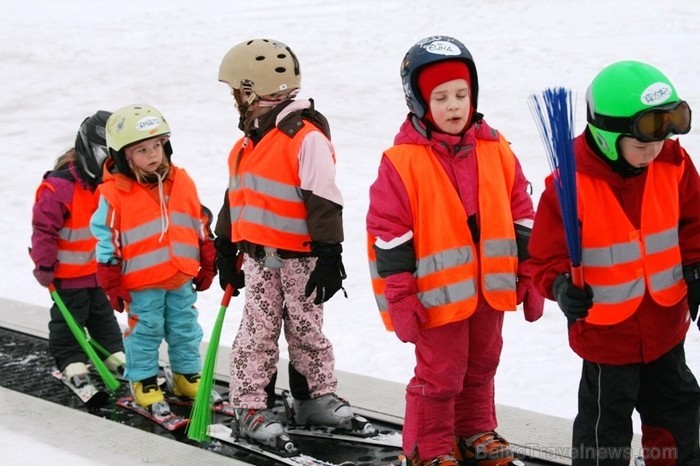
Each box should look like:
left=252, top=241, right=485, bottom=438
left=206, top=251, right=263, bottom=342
left=0, top=424, right=96, bottom=466
left=2, top=0, right=700, bottom=462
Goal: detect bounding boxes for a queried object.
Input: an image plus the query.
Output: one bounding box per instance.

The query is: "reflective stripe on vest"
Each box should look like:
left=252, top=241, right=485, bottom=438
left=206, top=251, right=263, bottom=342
left=368, top=134, right=518, bottom=331
left=35, top=180, right=98, bottom=278
left=577, top=160, right=686, bottom=324
left=97, top=166, right=201, bottom=289
left=228, top=125, right=322, bottom=252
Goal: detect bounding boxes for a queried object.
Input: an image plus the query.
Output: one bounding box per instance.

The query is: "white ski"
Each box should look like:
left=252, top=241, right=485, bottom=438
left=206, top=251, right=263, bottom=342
left=208, top=423, right=356, bottom=466
left=279, top=390, right=402, bottom=448
left=51, top=369, right=109, bottom=407
left=284, top=424, right=402, bottom=448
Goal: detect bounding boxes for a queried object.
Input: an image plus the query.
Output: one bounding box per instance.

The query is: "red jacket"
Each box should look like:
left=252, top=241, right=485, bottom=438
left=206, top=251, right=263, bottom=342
left=529, top=132, right=700, bottom=364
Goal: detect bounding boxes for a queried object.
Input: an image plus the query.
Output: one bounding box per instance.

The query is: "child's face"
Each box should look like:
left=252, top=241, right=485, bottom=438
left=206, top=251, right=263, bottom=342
left=125, top=137, right=166, bottom=173
left=618, top=137, right=664, bottom=168
left=428, top=78, right=471, bottom=135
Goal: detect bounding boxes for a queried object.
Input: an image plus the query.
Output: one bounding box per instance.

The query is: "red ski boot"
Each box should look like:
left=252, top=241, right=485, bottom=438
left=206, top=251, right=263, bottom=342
left=453, top=431, right=515, bottom=466
left=410, top=451, right=459, bottom=466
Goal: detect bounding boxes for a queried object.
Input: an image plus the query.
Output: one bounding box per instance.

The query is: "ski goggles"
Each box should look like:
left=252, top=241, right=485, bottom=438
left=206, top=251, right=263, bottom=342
left=589, top=100, right=692, bottom=142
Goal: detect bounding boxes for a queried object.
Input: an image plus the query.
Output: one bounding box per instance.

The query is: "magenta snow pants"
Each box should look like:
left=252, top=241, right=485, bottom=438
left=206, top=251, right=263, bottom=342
left=403, top=304, right=505, bottom=460
left=229, top=254, right=337, bottom=408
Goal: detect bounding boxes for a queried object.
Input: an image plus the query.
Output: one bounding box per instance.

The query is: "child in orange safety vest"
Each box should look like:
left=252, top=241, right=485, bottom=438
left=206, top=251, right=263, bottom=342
left=366, top=36, right=543, bottom=466
left=30, top=110, right=125, bottom=394
left=214, top=38, right=355, bottom=447
left=90, top=104, right=216, bottom=415
left=529, top=61, right=700, bottom=465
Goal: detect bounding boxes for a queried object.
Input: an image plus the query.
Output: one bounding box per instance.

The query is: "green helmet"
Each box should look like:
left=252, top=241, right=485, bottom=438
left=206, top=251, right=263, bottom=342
left=586, top=60, right=682, bottom=161
left=106, top=104, right=172, bottom=173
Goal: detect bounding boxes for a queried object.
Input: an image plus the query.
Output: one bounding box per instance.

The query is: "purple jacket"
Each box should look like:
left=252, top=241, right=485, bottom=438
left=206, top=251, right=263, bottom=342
left=31, top=162, right=98, bottom=289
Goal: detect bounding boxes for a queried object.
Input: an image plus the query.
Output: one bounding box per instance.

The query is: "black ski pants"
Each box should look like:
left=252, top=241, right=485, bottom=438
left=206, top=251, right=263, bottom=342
left=572, top=342, right=700, bottom=466
left=49, top=284, right=124, bottom=371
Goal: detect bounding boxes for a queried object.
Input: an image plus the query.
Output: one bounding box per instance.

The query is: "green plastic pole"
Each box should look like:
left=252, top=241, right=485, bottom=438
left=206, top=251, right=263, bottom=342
left=187, top=284, right=235, bottom=442
left=48, top=283, right=120, bottom=392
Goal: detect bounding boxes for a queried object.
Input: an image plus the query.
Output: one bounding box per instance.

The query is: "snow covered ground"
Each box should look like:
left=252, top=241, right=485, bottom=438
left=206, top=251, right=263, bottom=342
left=2, top=0, right=700, bottom=462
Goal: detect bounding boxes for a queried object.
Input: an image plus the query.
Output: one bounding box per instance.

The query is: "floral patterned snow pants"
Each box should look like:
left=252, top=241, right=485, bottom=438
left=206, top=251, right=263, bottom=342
left=229, top=254, right=337, bottom=408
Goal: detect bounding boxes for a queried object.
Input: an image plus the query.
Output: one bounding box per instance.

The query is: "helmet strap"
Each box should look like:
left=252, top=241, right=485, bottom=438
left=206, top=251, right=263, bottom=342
left=585, top=128, right=644, bottom=178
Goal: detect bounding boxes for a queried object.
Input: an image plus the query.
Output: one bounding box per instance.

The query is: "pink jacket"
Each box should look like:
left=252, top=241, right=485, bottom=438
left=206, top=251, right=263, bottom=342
left=367, top=116, right=543, bottom=321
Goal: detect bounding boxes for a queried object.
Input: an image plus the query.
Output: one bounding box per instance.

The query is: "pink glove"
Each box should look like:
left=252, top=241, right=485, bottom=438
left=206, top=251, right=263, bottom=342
left=385, top=272, right=429, bottom=343
left=523, top=285, right=545, bottom=322
left=517, top=260, right=544, bottom=322
left=96, top=262, right=131, bottom=312
left=194, top=239, right=217, bottom=291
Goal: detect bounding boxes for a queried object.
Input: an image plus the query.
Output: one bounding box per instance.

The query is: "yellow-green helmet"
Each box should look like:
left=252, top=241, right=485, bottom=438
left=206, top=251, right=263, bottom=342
left=106, top=104, right=172, bottom=173
left=586, top=60, right=687, bottom=161
left=218, top=38, right=301, bottom=104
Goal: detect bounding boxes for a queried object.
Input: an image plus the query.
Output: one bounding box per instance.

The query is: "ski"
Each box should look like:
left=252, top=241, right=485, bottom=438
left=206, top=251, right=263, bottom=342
left=51, top=369, right=110, bottom=407
left=283, top=424, right=402, bottom=448
left=116, top=396, right=188, bottom=431
left=279, top=390, right=402, bottom=448
left=208, top=423, right=356, bottom=466
left=166, top=393, right=237, bottom=416
left=160, top=364, right=235, bottom=415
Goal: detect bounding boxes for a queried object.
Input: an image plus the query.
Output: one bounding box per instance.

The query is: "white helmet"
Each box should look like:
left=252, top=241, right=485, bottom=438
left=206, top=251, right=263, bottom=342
left=219, top=38, right=301, bottom=105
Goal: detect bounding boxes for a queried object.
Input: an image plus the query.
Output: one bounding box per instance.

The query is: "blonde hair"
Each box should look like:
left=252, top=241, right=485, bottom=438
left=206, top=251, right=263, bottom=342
left=125, top=136, right=172, bottom=183
left=130, top=156, right=171, bottom=183
left=54, top=148, right=77, bottom=170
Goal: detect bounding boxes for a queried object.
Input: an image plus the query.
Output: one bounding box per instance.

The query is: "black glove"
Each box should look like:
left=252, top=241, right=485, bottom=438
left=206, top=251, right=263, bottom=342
left=214, top=237, right=245, bottom=295
left=304, top=243, right=347, bottom=305
left=552, top=273, right=594, bottom=324
left=683, top=264, right=700, bottom=326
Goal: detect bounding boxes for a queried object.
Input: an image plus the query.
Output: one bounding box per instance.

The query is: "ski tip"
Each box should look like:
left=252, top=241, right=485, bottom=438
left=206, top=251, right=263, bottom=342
left=85, top=390, right=111, bottom=408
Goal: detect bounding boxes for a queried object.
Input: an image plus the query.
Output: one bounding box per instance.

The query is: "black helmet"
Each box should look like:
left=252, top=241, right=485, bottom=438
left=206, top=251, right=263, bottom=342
left=74, top=110, right=111, bottom=183
left=400, top=36, right=479, bottom=119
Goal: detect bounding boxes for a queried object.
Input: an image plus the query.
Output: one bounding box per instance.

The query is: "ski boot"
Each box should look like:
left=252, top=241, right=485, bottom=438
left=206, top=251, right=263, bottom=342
left=293, top=393, right=355, bottom=429
left=410, top=449, right=459, bottom=466
left=103, top=351, right=126, bottom=376
left=233, top=408, right=297, bottom=455
left=63, top=362, right=93, bottom=388
left=172, top=372, right=200, bottom=399
left=133, top=375, right=170, bottom=414
left=453, top=431, right=517, bottom=466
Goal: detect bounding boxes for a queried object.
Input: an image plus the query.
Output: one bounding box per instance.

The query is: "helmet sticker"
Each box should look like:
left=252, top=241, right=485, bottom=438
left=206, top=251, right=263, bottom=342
left=640, top=82, right=672, bottom=106
left=424, top=40, right=461, bottom=56
left=135, top=116, right=161, bottom=133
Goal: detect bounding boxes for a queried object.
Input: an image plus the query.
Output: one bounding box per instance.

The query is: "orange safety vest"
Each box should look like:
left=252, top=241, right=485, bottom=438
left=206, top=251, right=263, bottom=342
left=369, top=135, right=518, bottom=330
left=98, top=166, right=202, bottom=290
left=35, top=181, right=98, bottom=278
left=228, top=124, right=326, bottom=252
left=577, top=161, right=687, bottom=325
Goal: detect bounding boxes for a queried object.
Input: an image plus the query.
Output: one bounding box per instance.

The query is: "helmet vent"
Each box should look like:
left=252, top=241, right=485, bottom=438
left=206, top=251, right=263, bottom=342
left=275, top=67, right=286, bottom=74
left=277, top=54, right=286, bottom=59
left=255, top=55, right=265, bottom=61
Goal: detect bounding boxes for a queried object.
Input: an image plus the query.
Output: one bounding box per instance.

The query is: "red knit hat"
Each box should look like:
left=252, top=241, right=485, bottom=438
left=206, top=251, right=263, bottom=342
left=417, top=60, right=472, bottom=104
